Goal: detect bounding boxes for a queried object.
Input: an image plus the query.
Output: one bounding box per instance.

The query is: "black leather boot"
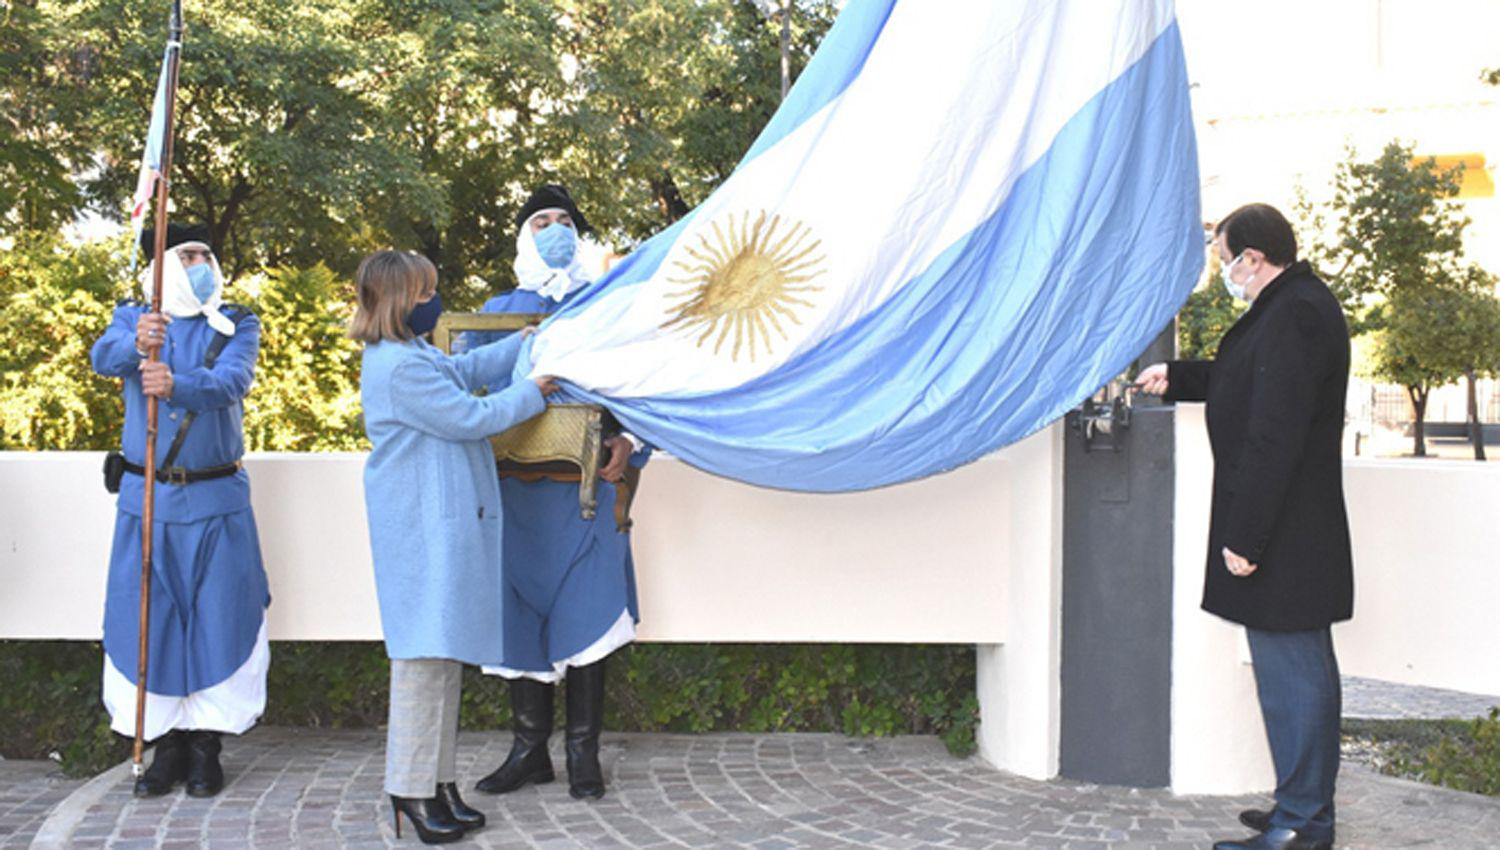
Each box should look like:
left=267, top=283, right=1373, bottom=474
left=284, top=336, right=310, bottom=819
left=435, top=782, right=485, bottom=829
left=133, top=730, right=188, bottom=798
left=389, top=794, right=465, bottom=844
left=184, top=730, right=224, bottom=798
left=564, top=659, right=607, bottom=800
left=474, top=678, right=555, bottom=794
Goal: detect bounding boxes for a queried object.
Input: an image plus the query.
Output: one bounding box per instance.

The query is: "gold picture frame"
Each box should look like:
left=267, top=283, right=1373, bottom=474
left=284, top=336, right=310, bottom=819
left=432, top=312, right=606, bottom=520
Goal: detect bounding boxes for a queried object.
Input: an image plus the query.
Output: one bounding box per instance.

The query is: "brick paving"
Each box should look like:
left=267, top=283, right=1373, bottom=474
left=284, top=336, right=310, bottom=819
left=1342, top=676, right=1500, bottom=721
left=25, top=727, right=1500, bottom=849
left=0, top=760, right=86, bottom=850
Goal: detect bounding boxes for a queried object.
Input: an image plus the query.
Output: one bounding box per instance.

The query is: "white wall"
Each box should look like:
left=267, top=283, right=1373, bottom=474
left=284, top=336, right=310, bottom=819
left=1337, top=459, right=1500, bottom=696
left=1171, top=404, right=1275, bottom=794
left=0, top=436, right=1047, bottom=644
left=975, top=425, right=1064, bottom=781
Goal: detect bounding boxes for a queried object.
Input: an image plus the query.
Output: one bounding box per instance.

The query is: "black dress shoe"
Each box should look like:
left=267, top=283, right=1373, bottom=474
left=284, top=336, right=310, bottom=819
left=436, top=782, right=485, bottom=830
left=1239, top=808, right=1274, bottom=832
left=475, top=678, right=555, bottom=794
left=133, top=731, right=188, bottom=798
left=184, top=731, right=224, bottom=798
left=1213, top=827, right=1333, bottom=850
left=390, top=795, right=465, bottom=844
left=564, top=659, right=607, bottom=800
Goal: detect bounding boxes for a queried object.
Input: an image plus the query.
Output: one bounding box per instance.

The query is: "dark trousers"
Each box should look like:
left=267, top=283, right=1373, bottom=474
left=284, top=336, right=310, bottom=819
left=1245, top=626, right=1341, bottom=841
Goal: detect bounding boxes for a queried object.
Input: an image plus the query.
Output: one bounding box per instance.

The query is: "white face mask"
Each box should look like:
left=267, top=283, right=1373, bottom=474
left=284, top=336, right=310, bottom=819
left=1221, top=253, right=1249, bottom=301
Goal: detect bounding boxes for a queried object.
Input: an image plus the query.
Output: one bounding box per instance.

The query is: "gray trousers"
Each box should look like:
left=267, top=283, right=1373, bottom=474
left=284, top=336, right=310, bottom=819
left=385, top=659, right=461, bottom=797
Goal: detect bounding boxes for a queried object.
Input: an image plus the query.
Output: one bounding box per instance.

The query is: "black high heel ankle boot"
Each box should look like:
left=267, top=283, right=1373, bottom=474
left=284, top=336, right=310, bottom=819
left=475, top=678, right=555, bottom=794
left=389, top=794, right=465, bottom=844
left=436, top=782, right=485, bottom=829
left=565, top=658, right=607, bottom=800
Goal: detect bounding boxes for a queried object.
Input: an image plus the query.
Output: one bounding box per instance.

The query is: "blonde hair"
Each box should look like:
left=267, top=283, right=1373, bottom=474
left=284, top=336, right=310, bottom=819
left=348, top=250, right=438, bottom=343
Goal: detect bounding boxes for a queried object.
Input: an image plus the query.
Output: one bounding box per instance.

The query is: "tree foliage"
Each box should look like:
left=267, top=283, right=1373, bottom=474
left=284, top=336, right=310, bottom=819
left=0, top=0, right=90, bottom=232
left=1300, top=141, right=1500, bottom=456
left=8, top=0, right=836, bottom=298
left=0, top=230, right=131, bottom=450
left=238, top=265, right=366, bottom=451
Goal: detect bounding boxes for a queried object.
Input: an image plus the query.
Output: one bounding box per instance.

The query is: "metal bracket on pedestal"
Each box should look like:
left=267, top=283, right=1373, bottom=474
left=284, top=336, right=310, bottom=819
left=1067, top=388, right=1134, bottom=453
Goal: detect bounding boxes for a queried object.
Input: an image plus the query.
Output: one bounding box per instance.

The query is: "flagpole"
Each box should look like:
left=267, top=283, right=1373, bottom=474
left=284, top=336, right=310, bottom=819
left=133, top=0, right=184, bottom=777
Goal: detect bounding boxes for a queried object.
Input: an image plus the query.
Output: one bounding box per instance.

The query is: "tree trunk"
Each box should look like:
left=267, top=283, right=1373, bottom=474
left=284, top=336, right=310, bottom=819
left=780, top=2, right=792, bottom=100
left=1467, top=368, right=1487, bottom=461
left=650, top=171, right=691, bottom=225
left=1408, top=385, right=1428, bottom=457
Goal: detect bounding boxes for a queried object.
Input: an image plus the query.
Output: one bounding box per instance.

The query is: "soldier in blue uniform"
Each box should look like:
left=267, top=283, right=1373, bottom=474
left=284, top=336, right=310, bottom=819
left=473, top=185, right=648, bottom=801
left=91, top=223, right=269, bottom=799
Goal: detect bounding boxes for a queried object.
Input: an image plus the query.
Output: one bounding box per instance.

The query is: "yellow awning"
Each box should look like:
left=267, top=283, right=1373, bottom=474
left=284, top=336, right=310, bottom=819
left=1416, top=153, right=1494, bottom=198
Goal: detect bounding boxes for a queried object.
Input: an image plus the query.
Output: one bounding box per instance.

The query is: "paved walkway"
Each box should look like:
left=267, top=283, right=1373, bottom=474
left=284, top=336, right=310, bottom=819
left=0, top=760, right=85, bottom=850
left=1342, top=676, right=1500, bottom=721
left=17, top=726, right=1500, bottom=850
left=7, top=676, right=1498, bottom=849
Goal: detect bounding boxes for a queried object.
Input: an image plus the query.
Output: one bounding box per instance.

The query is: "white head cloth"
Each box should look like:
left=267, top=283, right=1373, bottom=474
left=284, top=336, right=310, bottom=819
left=141, top=242, right=236, bottom=336
left=512, top=208, right=607, bottom=302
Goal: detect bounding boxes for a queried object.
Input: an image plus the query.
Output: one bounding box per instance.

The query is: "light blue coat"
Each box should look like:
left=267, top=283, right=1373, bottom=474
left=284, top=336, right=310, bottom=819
left=360, top=332, right=545, bottom=664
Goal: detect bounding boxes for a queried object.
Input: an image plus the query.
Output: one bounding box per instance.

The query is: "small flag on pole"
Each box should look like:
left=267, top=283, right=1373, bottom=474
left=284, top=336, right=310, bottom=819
left=128, top=43, right=178, bottom=270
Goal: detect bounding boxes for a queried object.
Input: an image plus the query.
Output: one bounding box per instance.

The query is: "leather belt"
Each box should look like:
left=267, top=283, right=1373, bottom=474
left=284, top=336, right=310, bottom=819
left=122, top=459, right=242, bottom=485
left=497, top=460, right=637, bottom=532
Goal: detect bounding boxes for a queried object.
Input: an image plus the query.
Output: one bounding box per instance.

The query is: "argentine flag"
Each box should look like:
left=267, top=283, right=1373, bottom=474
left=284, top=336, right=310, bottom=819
left=529, top=0, right=1203, bottom=492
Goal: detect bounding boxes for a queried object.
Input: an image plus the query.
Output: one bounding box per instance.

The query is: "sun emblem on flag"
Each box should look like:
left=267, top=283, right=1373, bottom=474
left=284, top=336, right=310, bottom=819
left=660, top=210, right=827, bottom=362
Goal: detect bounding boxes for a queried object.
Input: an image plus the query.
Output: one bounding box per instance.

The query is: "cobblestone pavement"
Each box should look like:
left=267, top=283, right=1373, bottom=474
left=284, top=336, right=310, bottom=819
left=1342, top=676, right=1500, bottom=721
left=32, top=727, right=1500, bottom=849
left=0, top=760, right=85, bottom=850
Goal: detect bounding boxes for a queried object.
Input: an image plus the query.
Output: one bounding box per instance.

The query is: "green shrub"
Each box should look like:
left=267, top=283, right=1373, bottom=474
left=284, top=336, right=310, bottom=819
left=1344, top=712, right=1500, bottom=798
left=1, top=640, right=978, bottom=778
left=1395, top=708, right=1500, bottom=797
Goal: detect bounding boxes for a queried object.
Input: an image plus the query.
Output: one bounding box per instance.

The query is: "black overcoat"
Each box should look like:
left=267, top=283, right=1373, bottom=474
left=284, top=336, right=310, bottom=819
left=1167, top=261, right=1353, bottom=631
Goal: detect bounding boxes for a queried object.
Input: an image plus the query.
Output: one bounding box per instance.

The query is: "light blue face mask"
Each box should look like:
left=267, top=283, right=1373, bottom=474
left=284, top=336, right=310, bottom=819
left=1221, top=253, right=1251, bottom=301
left=185, top=262, right=218, bottom=303
left=533, top=222, right=578, bottom=269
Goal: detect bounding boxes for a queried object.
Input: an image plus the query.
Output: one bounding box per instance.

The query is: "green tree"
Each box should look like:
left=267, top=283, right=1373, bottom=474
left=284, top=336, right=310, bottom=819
left=61, top=0, right=434, bottom=278
left=1302, top=141, right=1490, bottom=456
left=554, top=0, right=838, bottom=240
left=1367, top=272, right=1500, bottom=458
left=239, top=264, right=366, bottom=451
left=346, top=0, right=564, bottom=306
left=1442, top=268, right=1500, bottom=461
left=0, top=0, right=89, bottom=231
left=1308, top=141, right=1468, bottom=336
left=0, top=230, right=132, bottom=450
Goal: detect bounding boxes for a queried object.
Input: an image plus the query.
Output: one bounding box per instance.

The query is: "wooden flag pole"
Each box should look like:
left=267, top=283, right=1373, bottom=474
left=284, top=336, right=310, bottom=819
left=133, top=0, right=184, bottom=777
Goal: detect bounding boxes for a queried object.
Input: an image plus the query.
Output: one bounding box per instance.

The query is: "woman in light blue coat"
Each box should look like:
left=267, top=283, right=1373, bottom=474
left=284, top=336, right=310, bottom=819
left=351, top=250, right=556, bottom=845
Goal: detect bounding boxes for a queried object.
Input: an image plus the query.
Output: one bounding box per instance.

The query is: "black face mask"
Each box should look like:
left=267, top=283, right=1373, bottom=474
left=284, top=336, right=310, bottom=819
left=407, top=292, right=443, bottom=337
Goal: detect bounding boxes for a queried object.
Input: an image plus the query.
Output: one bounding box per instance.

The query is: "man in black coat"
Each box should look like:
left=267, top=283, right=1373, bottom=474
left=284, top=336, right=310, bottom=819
left=1137, top=204, right=1351, bottom=850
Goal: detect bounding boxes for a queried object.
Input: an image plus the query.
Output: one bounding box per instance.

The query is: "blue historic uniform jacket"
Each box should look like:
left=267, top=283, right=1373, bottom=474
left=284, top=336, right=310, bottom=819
left=478, top=289, right=647, bottom=673
left=90, top=301, right=259, bottom=522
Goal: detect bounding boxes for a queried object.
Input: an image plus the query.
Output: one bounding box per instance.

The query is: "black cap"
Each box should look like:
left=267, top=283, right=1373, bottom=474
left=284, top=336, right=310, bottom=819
left=514, top=184, right=592, bottom=235
left=139, top=223, right=212, bottom=256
